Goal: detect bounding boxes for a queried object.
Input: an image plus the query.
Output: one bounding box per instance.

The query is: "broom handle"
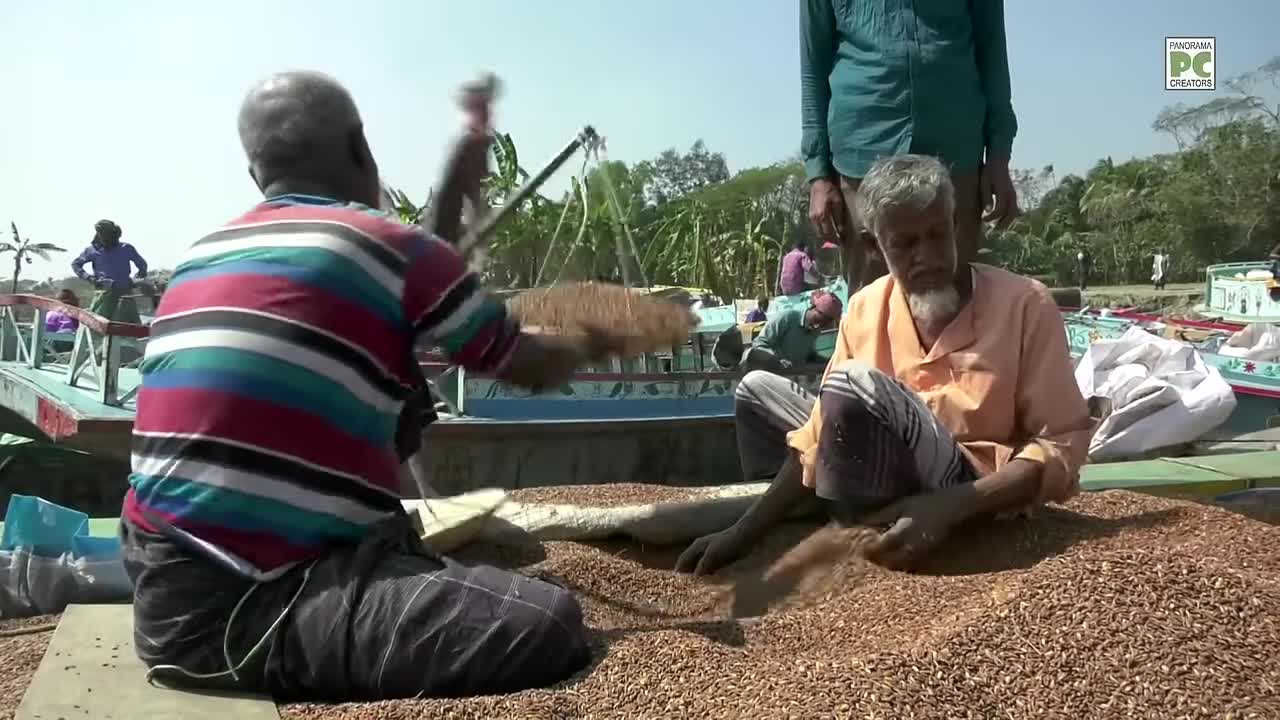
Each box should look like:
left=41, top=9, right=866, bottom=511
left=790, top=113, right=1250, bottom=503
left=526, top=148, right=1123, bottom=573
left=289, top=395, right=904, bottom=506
left=457, top=125, right=599, bottom=260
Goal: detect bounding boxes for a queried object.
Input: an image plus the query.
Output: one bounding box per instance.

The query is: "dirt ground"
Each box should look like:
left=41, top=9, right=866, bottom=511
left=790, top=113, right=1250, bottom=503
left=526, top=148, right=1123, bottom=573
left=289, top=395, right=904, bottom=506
left=1066, top=283, right=1204, bottom=316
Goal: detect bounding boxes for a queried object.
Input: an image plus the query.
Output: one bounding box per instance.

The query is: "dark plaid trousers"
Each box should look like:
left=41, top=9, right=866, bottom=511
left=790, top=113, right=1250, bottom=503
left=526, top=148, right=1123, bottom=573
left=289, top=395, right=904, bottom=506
left=121, top=513, right=590, bottom=701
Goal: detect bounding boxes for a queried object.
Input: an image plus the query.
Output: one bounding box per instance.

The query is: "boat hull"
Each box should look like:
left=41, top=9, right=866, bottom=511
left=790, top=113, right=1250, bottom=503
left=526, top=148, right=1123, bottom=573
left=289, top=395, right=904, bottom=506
left=414, top=414, right=740, bottom=496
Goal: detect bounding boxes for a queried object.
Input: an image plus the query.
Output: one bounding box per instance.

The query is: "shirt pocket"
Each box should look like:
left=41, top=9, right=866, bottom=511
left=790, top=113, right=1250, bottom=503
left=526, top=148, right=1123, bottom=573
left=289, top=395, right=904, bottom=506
left=922, top=367, right=1005, bottom=441
left=833, top=0, right=890, bottom=37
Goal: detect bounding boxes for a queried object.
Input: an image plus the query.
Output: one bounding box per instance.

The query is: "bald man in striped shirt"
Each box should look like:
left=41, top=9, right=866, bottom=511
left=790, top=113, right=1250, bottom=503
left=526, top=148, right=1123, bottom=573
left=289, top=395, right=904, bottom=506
left=121, top=71, right=597, bottom=702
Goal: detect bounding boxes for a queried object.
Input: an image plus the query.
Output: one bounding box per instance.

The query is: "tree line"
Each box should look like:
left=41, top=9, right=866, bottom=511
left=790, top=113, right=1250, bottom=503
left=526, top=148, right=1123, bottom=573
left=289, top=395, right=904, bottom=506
left=390, top=56, right=1280, bottom=299
left=11, top=57, right=1278, bottom=305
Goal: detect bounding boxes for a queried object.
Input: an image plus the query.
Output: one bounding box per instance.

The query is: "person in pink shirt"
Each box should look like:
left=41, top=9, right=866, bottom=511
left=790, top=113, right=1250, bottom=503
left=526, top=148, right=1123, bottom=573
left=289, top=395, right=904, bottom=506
left=776, top=238, right=819, bottom=296
left=44, top=289, right=81, bottom=334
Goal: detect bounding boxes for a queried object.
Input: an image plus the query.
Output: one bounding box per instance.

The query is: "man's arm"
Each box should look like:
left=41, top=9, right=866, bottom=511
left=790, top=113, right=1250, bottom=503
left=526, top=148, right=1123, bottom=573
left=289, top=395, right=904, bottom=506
left=401, top=230, right=592, bottom=386
left=959, top=285, right=1091, bottom=518
left=753, top=311, right=806, bottom=359
left=971, top=0, right=1018, bottom=161
left=726, top=454, right=824, bottom=546
left=128, top=245, right=149, bottom=277
left=70, top=247, right=94, bottom=282
left=800, top=0, right=839, bottom=182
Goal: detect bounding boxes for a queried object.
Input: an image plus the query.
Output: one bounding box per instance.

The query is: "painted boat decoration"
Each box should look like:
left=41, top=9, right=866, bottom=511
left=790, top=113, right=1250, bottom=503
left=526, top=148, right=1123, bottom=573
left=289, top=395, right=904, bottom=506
left=1198, top=261, right=1280, bottom=324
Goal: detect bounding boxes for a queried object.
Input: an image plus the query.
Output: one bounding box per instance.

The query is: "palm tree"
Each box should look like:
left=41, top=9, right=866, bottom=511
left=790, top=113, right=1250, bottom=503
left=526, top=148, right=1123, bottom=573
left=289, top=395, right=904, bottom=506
left=4, top=222, right=67, bottom=293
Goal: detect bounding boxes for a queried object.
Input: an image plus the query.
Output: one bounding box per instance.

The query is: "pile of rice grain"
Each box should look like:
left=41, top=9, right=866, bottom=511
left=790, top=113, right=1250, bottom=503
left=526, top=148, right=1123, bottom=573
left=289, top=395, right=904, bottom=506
left=285, top=489, right=1280, bottom=720
left=508, top=283, right=699, bottom=355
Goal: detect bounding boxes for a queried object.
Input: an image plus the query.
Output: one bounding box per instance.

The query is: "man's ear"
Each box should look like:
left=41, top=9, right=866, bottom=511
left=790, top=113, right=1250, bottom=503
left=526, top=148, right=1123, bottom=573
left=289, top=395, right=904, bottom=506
left=350, top=128, right=374, bottom=171
left=247, top=166, right=264, bottom=193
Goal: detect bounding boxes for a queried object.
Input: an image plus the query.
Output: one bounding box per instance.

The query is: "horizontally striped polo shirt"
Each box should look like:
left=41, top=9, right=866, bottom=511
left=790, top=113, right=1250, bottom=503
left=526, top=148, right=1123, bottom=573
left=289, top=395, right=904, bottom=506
left=123, top=194, right=519, bottom=578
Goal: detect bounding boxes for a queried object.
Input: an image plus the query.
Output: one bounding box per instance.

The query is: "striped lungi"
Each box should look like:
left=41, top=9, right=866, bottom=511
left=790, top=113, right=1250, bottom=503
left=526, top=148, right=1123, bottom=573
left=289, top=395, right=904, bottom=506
left=813, top=359, right=976, bottom=512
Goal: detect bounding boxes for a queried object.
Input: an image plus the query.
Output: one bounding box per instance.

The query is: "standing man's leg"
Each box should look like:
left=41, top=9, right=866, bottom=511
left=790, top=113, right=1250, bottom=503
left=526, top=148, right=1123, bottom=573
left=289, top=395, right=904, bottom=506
left=838, top=177, right=887, bottom=293
left=950, top=173, right=984, bottom=297
left=91, top=288, right=121, bottom=321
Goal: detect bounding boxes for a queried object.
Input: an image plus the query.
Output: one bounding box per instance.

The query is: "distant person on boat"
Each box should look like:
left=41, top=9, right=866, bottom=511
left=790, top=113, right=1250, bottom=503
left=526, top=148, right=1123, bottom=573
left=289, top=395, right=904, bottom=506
left=44, top=288, right=81, bottom=334
left=679, top=155, right=1089, bottom=576
left=1077, top=249, right=1092, bottom=291
left=70, top=219, right=148, bottom=324
left=745, top=295, right=769, bottom=324
left=118, top=71, right=605, bottom=702
left=1152, top=250, right=1169, bottom=291
left=777, top=238, right=820, bottom=296
left=802, top=0, right=1020, bottom=296
left=739, top=289, right=842, bottom=372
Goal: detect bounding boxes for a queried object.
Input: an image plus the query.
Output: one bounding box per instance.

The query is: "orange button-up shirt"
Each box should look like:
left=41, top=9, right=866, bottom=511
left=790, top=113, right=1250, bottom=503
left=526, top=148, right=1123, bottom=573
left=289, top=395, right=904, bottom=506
left=786, top=264, right=1091, bottom=504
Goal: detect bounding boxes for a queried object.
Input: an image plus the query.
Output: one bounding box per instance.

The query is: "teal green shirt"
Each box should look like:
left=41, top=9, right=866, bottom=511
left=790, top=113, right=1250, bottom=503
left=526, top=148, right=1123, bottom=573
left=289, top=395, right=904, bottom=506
left=752, top=309, right=817, bottom=365
left=801, top=0, right=1017, bottom=180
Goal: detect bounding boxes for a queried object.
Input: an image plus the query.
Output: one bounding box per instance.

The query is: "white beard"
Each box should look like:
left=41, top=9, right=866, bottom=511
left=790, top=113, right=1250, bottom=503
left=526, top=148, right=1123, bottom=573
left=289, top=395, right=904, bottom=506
left=907, top=286, right=961, bottom=331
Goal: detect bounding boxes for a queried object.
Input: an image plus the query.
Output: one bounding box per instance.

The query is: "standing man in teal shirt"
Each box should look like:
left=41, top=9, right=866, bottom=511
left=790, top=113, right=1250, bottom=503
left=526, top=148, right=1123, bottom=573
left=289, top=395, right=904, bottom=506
left=801, top=0, right=1021, bottom=295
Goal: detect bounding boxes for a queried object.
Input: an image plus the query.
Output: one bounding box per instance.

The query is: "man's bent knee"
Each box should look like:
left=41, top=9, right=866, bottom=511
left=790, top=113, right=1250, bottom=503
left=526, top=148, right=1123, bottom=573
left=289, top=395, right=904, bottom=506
left=822, top=359, right=890, bottom=397
left=494, top=577, right=591, bottom=691
left=735, top=370, right=786, bottom=404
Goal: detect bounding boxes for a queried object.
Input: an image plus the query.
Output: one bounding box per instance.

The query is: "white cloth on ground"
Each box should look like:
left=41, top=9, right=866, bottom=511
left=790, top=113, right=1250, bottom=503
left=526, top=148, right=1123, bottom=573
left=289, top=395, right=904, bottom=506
left=1219, top=323, right=1280, bottom=363
left=1075, top=326, right=1236, bottom=461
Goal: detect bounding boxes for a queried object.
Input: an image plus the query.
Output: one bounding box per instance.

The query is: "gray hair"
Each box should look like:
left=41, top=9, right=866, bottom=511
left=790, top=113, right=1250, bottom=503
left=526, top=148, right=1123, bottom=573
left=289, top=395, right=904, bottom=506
left=237, top=71, right=363, bottom=184
left=854, top=154, right=955, bottom=238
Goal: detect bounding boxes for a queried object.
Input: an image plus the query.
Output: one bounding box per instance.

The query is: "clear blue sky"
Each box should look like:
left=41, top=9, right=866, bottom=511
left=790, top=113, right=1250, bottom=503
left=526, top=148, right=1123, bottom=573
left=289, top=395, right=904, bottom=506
left=1, top=0, right=1277, bottom=279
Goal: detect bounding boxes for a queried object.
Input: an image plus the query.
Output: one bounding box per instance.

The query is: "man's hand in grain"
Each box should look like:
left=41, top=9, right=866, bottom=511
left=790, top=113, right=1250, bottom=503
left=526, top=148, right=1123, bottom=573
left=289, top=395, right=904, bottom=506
left=676, top=525, right=748, bottom=576
left=858, top=492, right=964, bottom=571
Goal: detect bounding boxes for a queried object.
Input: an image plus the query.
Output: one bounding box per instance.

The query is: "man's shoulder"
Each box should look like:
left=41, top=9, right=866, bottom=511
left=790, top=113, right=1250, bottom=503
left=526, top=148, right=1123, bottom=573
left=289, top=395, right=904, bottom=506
left=217, top=201, right=445, bottom=259
left=846, top=274, right=894, bottom=310
left=974, top=264, right=1055, bottom=305
left=771, top=307, right=804, bottom=325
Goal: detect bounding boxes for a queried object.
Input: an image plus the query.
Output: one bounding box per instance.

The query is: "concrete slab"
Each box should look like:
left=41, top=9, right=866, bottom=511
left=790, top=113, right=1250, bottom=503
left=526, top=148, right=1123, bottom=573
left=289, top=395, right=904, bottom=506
left=16, top=604, right=279, bottom=720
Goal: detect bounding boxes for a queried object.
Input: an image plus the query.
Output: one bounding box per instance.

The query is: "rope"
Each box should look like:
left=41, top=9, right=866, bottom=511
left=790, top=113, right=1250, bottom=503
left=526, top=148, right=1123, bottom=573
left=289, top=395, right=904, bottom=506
left=551, top=172, right=593, bottom=287
left=592, top=142, right=649, bottom=289
left=0, top=623, right=57, bottom=637
left=537, top=152, right=592, bottom=288
left=533, top=191, right=577, bottom=288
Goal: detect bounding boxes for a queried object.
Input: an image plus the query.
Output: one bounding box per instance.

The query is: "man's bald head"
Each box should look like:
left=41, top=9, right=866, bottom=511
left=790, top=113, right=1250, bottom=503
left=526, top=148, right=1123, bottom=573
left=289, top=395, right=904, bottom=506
left=237, top=71, right=380, bottom=205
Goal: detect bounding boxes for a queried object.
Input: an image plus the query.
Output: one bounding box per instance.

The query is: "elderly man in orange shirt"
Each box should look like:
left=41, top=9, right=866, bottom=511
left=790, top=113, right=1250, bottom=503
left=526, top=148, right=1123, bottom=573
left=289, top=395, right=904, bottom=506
left=678, top=154, right=1090, bottom=574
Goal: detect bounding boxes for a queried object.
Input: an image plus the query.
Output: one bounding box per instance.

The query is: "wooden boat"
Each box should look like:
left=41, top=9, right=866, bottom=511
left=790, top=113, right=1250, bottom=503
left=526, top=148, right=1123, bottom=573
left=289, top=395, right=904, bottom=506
left=1197, top=261, right=1280, bottom=324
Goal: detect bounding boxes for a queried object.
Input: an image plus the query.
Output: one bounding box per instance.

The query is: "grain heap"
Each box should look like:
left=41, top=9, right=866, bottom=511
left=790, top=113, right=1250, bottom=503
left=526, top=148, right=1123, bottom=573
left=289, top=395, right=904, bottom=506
left=0, top=615, right=58, bottom=715
left=279, top=487, right=1280, bottom=720
left=507, top=283, right=699, bottom=356
left=2, top=489, right=1271, bottom=719
left=8, top=486, right=1262, bottom=720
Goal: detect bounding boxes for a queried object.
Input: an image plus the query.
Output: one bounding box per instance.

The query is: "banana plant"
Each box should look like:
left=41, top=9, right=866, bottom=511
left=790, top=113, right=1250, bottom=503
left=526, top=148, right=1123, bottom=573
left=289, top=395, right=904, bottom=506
left=386, top=187, right=433, bottom=225
left=3, top=222, right=66, bottom=293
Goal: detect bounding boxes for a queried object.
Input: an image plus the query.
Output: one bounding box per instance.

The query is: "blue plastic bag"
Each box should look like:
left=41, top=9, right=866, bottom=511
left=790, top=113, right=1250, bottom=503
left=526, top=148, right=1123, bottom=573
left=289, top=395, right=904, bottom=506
left=3, top=495, right=98, bottom=556
left=0, top=495, right=128, bottom=617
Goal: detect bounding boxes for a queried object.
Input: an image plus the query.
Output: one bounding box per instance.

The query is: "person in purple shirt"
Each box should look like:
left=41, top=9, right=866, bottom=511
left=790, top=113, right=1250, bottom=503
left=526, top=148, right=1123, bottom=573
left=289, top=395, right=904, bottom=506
left=70, top=220, right=148, bottom=322
left=745, top=295, right=769, bottom=324
left=777, top=238, right=820, bottom=296
left=44, top=288, right=81, bottom=334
